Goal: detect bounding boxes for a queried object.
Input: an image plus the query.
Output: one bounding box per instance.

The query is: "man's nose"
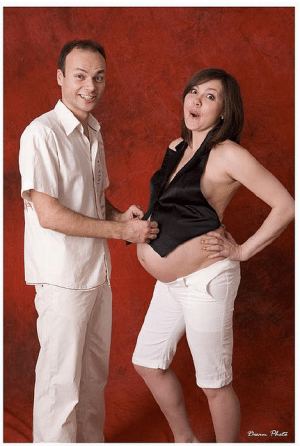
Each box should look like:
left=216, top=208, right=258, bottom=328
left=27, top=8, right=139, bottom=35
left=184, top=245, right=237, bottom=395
left=84, top=77, right=96, bottom=91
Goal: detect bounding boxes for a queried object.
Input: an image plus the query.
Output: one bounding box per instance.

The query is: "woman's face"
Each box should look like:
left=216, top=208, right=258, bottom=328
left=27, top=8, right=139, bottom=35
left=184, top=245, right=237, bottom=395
left=183, top=79, right=224, bottom=135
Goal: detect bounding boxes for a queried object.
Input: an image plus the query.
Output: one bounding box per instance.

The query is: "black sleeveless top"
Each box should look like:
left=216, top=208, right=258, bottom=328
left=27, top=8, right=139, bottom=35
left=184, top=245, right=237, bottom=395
left=142, top=133, right=221, bottom=257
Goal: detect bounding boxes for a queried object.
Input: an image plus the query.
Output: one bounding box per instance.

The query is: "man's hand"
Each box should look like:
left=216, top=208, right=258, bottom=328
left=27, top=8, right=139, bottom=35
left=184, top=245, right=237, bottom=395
left=120, top=205, right=144, bottom=221
left=123, top=219, right=159, bottom=244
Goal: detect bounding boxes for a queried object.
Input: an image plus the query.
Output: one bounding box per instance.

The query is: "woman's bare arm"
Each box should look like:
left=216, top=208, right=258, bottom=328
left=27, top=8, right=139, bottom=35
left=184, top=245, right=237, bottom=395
left=202, top=143, right=294, bottom=261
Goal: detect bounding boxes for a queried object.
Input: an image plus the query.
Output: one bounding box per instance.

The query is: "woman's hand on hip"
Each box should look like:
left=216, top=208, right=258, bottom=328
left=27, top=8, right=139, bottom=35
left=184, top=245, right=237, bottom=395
left=201, top=230, right=244, bottom=261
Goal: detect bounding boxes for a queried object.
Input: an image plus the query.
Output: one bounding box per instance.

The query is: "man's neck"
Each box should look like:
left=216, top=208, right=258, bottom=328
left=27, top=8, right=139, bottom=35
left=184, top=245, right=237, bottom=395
left=60, top=99, right=90, bottom=130
left=83, top=123, right=89, bottom=139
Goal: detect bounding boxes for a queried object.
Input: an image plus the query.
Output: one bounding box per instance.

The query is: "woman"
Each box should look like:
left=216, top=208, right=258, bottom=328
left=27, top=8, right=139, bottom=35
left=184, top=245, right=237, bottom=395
left=132, top=68, right=294, bottom=443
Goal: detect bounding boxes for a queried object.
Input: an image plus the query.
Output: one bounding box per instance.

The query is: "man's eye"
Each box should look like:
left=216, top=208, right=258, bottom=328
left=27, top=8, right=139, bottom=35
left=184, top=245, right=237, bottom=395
left=95, top=76, right=104, bottom=83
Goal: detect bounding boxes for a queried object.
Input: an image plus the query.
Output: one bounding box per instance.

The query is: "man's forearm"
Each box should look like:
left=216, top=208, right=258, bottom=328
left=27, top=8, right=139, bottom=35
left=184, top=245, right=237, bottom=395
left=38, top=197, right=125, bottom=239
left=30, top=189, right=158, bottom=243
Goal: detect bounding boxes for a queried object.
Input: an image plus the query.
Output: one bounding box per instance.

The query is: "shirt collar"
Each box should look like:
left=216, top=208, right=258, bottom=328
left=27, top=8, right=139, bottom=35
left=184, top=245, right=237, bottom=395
left=54, top=100, right=101, bottom=135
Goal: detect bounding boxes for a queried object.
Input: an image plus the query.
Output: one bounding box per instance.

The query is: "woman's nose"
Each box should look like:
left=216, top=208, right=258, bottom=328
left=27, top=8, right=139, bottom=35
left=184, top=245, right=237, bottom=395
left=193, top=95, right=201, bottom=106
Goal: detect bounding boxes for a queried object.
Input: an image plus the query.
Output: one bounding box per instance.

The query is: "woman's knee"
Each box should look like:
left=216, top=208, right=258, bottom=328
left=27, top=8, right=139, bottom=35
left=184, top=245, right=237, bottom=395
left=133, top=363, right=165, bottom=380
left=201, top=382, right=232, bottom=401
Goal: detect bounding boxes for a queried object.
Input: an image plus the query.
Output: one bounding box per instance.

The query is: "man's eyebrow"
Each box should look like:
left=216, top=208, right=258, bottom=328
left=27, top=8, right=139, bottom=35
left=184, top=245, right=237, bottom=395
left=73, top=67, right=105, bottom=74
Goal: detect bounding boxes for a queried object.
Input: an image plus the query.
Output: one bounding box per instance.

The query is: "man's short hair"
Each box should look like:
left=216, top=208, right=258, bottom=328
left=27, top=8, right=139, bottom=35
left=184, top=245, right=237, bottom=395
left=58, top=40, right=106, bottom=75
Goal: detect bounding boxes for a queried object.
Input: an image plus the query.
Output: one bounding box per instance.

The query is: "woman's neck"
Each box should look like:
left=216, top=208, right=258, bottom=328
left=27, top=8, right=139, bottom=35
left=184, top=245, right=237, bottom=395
left=190, top=131, right=208, bottom=151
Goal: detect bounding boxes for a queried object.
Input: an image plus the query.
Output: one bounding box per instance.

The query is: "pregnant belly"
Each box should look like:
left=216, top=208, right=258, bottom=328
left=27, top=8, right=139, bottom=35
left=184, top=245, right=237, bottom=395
left=137, top=230, right=225, bottom=283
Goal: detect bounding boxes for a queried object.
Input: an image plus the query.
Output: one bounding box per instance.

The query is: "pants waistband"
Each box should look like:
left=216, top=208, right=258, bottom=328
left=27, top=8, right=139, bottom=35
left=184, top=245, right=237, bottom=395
left=164, top=258, right=240, bottom=289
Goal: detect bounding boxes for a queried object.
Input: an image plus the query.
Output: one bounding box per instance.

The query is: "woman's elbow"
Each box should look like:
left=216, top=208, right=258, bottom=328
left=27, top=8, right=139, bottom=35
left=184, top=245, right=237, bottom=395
left=282, top=197, right=295, bottom=224
left=288, top=204, right=295, bottom=224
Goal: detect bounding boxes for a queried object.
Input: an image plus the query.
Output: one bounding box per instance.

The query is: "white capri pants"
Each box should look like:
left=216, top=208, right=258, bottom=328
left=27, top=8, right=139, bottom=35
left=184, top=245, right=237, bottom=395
left=33, top=280, right=112, bottom=443
left=132, top=258, right=240, bottom=389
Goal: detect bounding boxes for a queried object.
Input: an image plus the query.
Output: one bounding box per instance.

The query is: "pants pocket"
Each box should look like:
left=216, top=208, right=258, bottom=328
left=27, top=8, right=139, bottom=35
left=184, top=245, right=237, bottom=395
left=207, top=266, right=240, bottom=302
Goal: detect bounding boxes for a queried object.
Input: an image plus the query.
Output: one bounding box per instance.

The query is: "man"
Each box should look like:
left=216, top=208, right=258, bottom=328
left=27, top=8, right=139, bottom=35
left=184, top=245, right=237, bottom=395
left=19, top=40, right=158, bottom=443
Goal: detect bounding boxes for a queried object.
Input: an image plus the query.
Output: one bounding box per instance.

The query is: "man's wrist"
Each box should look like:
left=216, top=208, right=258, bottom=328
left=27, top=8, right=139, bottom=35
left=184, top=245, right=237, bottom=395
left=96, top=220, right=125, bottom=240
left=111, top=220, right=126, bottom=240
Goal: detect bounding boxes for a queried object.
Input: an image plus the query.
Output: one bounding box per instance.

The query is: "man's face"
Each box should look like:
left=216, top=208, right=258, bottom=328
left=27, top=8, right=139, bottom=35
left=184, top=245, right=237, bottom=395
left=57, top=48, right=106, bottom=123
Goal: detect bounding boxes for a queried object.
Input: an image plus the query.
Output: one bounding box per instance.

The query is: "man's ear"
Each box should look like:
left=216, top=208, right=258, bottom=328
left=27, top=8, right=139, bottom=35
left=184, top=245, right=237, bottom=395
left=57, top=69, right=63, bottom=86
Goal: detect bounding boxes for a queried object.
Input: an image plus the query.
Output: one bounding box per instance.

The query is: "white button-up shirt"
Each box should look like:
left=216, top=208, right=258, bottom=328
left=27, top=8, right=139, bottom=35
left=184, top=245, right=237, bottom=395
left=19, top=100, right=111, bottom=289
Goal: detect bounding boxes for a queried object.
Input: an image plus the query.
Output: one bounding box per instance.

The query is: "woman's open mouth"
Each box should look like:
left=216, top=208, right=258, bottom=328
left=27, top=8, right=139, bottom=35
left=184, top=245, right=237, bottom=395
left=190, top=110, right=200, bottom=118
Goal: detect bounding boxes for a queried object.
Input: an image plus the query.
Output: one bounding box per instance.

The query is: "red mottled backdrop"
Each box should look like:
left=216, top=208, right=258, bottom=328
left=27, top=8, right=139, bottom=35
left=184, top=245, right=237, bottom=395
left=3, top=6, right=294, bottom=443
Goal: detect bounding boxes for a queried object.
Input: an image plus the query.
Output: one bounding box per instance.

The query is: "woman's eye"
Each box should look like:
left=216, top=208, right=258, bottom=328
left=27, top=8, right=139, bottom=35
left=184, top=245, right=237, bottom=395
left=207, top=94, right=215, bottom=100
left=190, top=88, right=197, bottom=94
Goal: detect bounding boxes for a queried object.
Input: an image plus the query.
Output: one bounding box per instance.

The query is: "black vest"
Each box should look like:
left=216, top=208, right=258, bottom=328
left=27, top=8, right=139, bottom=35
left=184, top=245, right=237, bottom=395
left=143, top=133, right=221, bottom=257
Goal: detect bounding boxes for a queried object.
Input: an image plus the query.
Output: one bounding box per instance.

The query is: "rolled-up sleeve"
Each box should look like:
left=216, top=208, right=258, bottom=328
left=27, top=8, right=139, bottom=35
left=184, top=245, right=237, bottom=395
left=19, top=122, right=59, bottom=202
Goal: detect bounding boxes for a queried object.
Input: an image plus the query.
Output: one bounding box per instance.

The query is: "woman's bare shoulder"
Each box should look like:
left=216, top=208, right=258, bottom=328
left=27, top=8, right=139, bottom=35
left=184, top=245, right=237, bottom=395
left=217, top=139, right=244, bottom=151
left=169, top=137, right=184, bottom=151
left=214, top=140, right=272, bottom=185
left=214, top=139, right=251, bottom=161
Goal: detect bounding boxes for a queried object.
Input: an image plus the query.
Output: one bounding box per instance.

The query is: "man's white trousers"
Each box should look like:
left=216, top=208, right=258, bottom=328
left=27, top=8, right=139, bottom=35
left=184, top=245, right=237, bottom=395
left=33, top=281, right=112, bottom=443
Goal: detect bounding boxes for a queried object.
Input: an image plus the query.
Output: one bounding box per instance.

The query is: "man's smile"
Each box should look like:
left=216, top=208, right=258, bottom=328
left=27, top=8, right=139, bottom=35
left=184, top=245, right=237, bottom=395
left=79, top=94, right=96, bottom=101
